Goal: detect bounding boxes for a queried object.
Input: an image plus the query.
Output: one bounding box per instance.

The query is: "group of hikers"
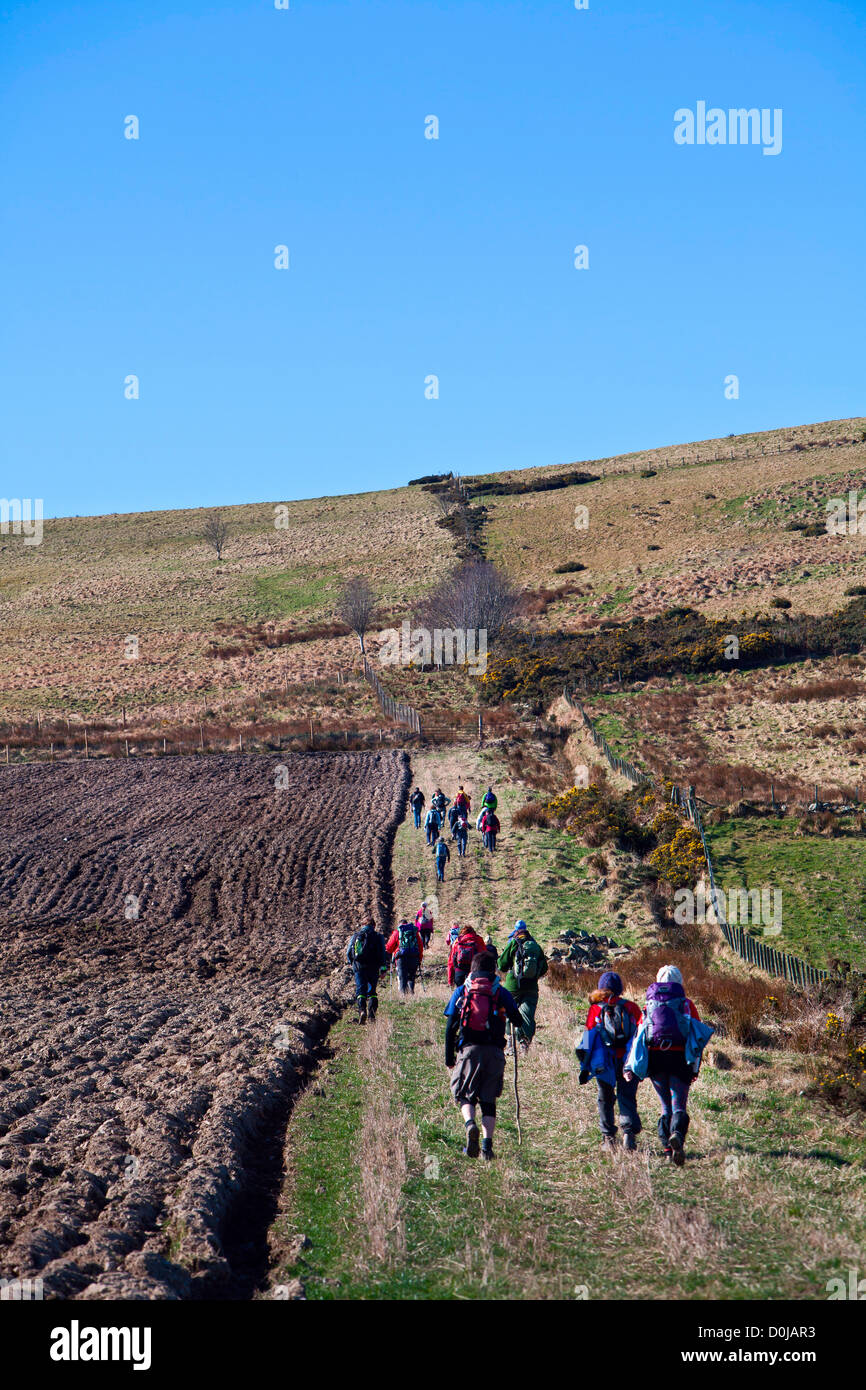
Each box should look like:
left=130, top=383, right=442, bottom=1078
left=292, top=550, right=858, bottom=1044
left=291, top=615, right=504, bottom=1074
left=408, top=783, right=501, bottom=878
left=344, top=772, right=713, bottom=1165
left=346, top=912, right=713, bottom=1166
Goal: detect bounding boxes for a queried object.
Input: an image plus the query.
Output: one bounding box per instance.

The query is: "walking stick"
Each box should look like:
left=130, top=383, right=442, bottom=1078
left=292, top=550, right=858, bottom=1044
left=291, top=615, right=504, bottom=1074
left=510, top=1024, right=522, bottom=1145
left=417, top=959, right=427, bottom=995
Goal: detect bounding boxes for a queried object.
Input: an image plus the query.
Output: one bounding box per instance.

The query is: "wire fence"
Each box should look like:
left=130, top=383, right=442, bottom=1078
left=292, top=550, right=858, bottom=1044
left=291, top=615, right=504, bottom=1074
left=362, top=656, right=422, bottom=734
left=565, top=690, right=829, bottom=988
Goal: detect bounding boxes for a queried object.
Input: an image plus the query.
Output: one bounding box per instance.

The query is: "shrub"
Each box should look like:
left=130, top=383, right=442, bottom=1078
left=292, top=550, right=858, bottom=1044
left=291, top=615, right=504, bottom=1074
left=512, top=802, right=551, bottom=829
left=553, top=561, right=586, bottom=574
left=845, top=586, right=866, bottom=597
left=770, top=597, right=791, bottom=609
left=648, top=825, right=705, bottom=889
left=640, top=468, right=657, bottom=478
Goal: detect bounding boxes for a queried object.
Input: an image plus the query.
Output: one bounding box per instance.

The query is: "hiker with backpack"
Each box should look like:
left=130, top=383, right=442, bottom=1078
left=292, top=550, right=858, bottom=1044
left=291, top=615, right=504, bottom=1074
left=345, top=920, right=387, bottom=1024
left=623, top=965, right=714, bottom=1166
left=447, top=803, right=460, bottom=837
left=481, top=786, right=497, bottom=815
left=578, top=970, right=643, bottom=1152
left=431, top=788, right=449, bottom=820
left=447, top=923, right=461, bottom=952
left=415, top=901, right=435, bottom=950
left=447, top=923, right=487, bottom=988
left=444, top=951, right=524, bottom=1161
left=433, top=836, right=451, bottom=882
left=386, top=918, right=425, bottom=995
left=409, top=786, right=425, bottom=829
left=480, top=808, right=500, bottom=852
left=454, top=786, right=471, bottom=816
left=454, top=813, right=469, bottom=857
left=497, top=921, right=547, bottom=1050
left=425, top=806, right=442, bottom=845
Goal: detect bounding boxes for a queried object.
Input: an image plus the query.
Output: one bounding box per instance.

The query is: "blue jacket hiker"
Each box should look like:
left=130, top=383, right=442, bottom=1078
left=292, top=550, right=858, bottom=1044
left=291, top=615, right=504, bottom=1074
left=433, top=837, right=451, bottom=881
left=345, top=921, right=387, bottom=1024
left=425, top=807, right=442, bottom=844
left=623, top=965, right=714, bottom=1166
left=576, top=971, right=643, bottom=1153
left=444, top=952, right=524, bottom=1162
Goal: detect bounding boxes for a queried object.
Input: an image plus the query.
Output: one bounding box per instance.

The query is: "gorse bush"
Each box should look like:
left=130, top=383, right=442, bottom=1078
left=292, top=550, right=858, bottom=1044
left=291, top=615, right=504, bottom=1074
left=648, top=823, right=706, bottom=890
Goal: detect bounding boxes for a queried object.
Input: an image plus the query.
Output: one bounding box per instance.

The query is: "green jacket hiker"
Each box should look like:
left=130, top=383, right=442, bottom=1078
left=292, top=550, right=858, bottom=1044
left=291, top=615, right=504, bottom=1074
left=497, top=921, right=548, bottom=1048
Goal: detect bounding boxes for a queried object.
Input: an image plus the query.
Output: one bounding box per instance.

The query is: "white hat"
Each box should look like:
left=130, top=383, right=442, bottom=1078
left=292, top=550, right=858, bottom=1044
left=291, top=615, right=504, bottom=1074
left=656, top=965, right=683, bottom=985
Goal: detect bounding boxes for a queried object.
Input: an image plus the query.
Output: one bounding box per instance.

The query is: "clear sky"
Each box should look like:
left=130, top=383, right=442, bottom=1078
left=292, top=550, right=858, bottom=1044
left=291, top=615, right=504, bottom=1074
left=2, top=0, right=864, bottom=519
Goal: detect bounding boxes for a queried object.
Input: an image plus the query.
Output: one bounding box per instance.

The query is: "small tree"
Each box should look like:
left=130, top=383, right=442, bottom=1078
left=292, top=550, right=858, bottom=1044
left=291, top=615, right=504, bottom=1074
left=337, top=576, right=377, bottom=654
left=421, top=560, right=520, bottom=643
left=203, top=512, right=229, bottom=561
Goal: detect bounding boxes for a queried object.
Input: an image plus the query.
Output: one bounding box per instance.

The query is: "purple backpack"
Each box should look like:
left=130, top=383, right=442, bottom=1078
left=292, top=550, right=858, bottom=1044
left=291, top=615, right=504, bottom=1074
left=645, top=981, right=689, bottom=1046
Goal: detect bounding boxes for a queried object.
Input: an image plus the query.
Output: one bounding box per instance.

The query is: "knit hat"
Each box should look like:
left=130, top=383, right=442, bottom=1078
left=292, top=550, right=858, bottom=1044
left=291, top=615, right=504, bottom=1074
left=598, top=970, right=623, bottom=995
left=656, top=964, right=683, bottom=985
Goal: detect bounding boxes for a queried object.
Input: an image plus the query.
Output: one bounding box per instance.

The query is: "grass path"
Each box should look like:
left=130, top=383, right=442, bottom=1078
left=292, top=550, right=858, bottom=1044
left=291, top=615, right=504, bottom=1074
left=266, top=750, right=866, bottom=1300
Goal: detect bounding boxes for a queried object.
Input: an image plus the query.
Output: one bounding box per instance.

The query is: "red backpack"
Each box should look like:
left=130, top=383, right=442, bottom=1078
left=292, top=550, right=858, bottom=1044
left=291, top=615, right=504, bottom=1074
left=453, top=933, right=478, bottom=976
left=458, top=976, right=503, bottom=1035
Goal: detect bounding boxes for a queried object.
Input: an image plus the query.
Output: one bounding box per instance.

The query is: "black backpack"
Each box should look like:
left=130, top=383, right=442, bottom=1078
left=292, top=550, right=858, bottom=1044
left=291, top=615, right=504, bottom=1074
left=598, top=1000, right=636, bottom=1048
left=352, top=928, right=376, bottom=965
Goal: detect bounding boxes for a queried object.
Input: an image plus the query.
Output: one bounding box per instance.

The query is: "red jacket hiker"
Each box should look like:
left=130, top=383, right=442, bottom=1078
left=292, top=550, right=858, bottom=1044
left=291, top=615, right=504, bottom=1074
left=586, top=989, right=643, bottom=1059
left=447, top=927, right=486, bottom=986
left=385, top=926, right=424, bottom=962
left=481, top=811, right=500, bottom=835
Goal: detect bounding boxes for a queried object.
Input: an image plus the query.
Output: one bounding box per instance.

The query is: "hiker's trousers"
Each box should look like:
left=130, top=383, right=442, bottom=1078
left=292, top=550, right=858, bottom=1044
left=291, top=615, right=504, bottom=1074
left=648, top=1051, right=692, bottom=1144
left=412, top=808, right=422, bottom=827
left=353, top=966, right=379, bottom=1002
left=596, top=1059, right=641, bottom=1138
left=435, top=859, right=447, bottom=880
left=426, top=825, right=437, bottom=843
left=396, top=954, right=419, bottom=994
left=455, top=833, right=467, bottom=856
left=512, top=988, right=538, bottom=1042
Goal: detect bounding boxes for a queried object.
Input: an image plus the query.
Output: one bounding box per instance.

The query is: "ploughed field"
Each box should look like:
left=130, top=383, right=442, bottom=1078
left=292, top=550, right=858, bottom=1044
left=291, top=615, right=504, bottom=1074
left=0, top=752, right=410, bottom=1299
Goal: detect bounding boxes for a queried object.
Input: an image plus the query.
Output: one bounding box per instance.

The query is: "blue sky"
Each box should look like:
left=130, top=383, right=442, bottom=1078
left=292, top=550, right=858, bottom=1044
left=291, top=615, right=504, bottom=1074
left=2, top=0, right=864, bottom=518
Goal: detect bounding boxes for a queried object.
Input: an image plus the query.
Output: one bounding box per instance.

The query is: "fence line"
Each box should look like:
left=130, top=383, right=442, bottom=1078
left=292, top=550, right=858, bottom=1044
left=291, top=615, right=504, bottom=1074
left=361, top=655, right=422, bottom=735
left=565, top=690, right=829, bottom=988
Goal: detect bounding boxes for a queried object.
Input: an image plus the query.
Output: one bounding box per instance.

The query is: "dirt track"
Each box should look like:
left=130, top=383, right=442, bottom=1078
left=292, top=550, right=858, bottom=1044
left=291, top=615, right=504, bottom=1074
left=0, top=752, right=410, bottom=1299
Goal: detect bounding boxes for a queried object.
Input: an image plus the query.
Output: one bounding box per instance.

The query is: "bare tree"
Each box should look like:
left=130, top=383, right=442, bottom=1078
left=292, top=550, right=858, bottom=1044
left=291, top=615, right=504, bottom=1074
left=337, top=576, right=377, bottom=653
left=421, top=560, right=520, bottom=642
left=202, top=512, right=229, bottom=561
left=434, top=491, right=455, bottom=518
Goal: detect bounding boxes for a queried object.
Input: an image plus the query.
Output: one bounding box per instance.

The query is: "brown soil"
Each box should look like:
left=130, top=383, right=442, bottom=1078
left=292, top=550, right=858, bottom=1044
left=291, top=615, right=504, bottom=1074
left=0, top=752, right=409, bottom=1299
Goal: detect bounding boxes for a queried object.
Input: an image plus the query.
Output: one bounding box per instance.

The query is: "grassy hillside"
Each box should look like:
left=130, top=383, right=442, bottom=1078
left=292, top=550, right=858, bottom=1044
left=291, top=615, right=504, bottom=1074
left=2, top=417, right=864, bottom=729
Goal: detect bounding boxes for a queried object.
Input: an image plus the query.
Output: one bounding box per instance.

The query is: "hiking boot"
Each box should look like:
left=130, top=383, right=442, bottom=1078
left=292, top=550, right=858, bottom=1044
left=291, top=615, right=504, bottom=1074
left=669, top=1133, right=685, bottom=1167
left=622, top=1132, right=637, bottom=1152
left=662, top=1146, right=673, bottom=1162
left=481, top=1140, right=494, bottom=1162
left=463, top=1122, right=480, bottom=1158
left=600, top=1136, right=617, bottom=1153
